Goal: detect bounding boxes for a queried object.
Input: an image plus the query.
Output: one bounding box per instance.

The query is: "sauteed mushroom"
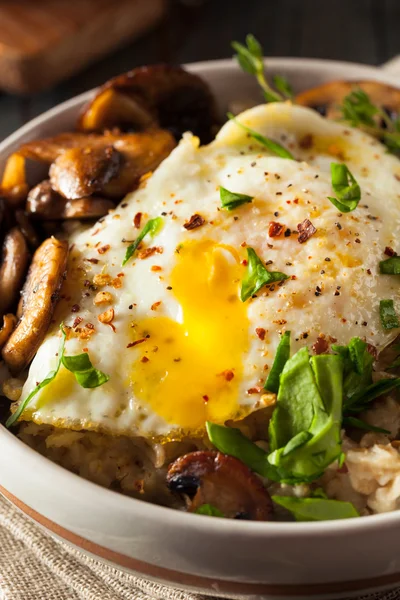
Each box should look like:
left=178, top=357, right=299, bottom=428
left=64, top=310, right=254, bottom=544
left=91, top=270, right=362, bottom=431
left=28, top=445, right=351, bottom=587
left=0, top=228, right=30, bottom=316
left=0, top=314, right=17, bottom=349
left=2, top=237, right=69, bottom=374
left=49, top=145, right=121, bottom=200
left=78, top=65, right=219, bottom=143
left=49, top=130, right=175, bottom=200
left=167, top=450, right=272, bottom=521
left=15, top=210, right=40, bottom=248
left=296, top=80, right=400, bottom=124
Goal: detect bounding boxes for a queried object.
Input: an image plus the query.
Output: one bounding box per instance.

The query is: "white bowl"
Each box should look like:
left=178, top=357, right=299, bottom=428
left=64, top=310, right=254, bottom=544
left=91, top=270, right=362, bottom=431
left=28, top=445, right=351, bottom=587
left=1, top=57, right=400, bottom=600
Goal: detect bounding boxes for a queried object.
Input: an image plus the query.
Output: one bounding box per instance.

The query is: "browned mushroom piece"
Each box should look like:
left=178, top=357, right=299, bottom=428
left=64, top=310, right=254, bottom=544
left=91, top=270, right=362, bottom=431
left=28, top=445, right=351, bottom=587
left=49, top=145, right=121, bottom=200
left=49, top=130, right=175, bottom=200
left=14, top=210, right=40, bottom=248
left=2, top=237, right=69, bottom=374
left=63, top=197, right=115, bottom=219
left=78, top=65, right=219, bottom=143
left=167, top=450, right=273, bottom=521
left=0, top=153, right=30, bottom=207
left=0, top=228, right=30, bottom=316
left=296, top=80, right=400, bottom=125
left=0, top=314, right=17, bottom=349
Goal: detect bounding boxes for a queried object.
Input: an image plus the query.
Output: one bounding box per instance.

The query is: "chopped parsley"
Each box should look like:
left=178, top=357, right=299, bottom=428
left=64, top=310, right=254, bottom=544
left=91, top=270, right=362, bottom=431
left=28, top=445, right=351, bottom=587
left=327, top=163, right=361, bottom=213
left=122, top=217, right=163, bottom=266
left=240, top=248, right=288, bottom=302
left=220, top=186, right=253, bottom=210
left=380, top=256, right=400, bottom=275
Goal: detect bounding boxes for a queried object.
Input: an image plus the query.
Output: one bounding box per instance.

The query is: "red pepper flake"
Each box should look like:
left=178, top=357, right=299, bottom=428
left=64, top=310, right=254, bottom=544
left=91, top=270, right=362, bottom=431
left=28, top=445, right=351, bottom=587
left=73, top=316, right=83, bottom=328
left=71, top=304, right=80, bottom=313
left=297, top=219, right=317, bottom=244
left=355, top=238, right=361, bottom=244
left=134, top=212, right=142, bottom=229
left=151, top=301, right=161, bottom=311
left=299, top=134, right=314, bottom=150
left=367, top=268, right=372, bottom=275
left=127, top=338, right=148, bottom=348
left=218, top=370, right=234, bottom=381
left=151, top=265, right=162, bottom=272
left=203, top=395, right=209, bottom=402
left=312, top=335, right=329, bottom=355
left=255, top=327, right=266, bottom=340
left=384, top=246, right=397, bottom=257
left=184, top=214, right=205, bottom=230
left=366, top=343, right=378, bottom=359
left=86, top=258, right=99, bottom=264
left=241, top=259, right=248, bottom=266
left=98, top=307, right=116, bottom=332
left=141, top=356, right=149, bottom=363
left=91, top=228, right=101, bottom=237
left=138, top=247, right=157, bottom=259
left=268, top=221, right=284, bottom=237
left=247, top=386, right=263, bottom=394
left=83, top=347, right=88, bottom=352
left=98, top=245, right=110, bottom=255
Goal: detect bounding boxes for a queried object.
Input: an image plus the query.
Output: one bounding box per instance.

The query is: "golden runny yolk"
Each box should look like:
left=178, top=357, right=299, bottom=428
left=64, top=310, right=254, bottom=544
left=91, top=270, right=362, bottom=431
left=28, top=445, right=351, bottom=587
left=130, top=240, right=249, bottom=431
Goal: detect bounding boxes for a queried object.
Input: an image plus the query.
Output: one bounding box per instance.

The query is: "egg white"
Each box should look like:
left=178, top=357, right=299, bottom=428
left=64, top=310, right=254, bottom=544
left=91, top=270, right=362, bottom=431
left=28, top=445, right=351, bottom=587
left=19, top=103, right=400, bottom=438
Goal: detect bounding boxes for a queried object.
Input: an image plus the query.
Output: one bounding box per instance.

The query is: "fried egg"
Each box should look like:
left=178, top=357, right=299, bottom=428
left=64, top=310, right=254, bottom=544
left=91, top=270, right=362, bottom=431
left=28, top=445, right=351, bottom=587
left=19, top=103, right=400, bottom=438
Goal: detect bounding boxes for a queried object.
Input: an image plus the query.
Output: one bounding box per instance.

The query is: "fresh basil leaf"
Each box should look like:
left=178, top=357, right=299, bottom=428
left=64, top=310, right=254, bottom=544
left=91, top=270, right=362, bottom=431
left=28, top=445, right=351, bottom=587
left=227, top=113, right=294, bottom=159
left=122, top=217, right=163, bottom=266
left=380, top=256, right=400, bottom=275
left=327, top=163, right=361, bottom=213
left=195, top=504, right=224, bottom=517
left=268, top=350, right=344, bottom=483
left=220, top=186, right=253, bottom=210
left=272, top=496, right=359, bottom=521
left=273, top=75, right=293, bottom=99
left=380, top=299, right=400, bottom=330
left=240, top=247, right=288, bottom=302
left=62, top=353, right=109, bottom=388
left=264, top=331, right=291, bottom=393
left=6, top=326, right=67, bottom=428
left=343, top=416, right=390, bottom=435
left=344, top=377, right=400, bottom=413
left=340, top=89, right=378, bottom=129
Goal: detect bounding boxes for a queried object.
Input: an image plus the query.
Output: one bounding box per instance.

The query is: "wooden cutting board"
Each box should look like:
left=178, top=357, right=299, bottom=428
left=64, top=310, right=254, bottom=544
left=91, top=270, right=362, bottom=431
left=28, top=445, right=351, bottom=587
left=0, top=0, right=166, bottom=94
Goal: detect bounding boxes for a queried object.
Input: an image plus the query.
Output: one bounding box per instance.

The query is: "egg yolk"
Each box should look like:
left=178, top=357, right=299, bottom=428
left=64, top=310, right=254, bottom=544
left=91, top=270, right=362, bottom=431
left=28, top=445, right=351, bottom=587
left=130, top=240, right=249, bottom=432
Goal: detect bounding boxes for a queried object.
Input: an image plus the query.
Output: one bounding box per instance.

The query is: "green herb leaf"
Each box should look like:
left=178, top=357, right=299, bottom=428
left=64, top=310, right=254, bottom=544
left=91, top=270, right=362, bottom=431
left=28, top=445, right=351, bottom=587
left=380, top=256, right=400, bottom=275
left=344, top=377, right=400, bottom=414
left=343, top=416, right=390, bottom=435
left=195, top=504, right=224, bottom=517
left=62, top=353, right=109, bottom=388
left=273, top=75, right=293, bottom=99
left=383, top=131, right=400, bottom=155
left=272, top=496, right=359, bottom=521
left=6, top=327, right=67, bottom=428
left=240, top=247, right=288, bottom=302
left=340, top=89, right=378, bottom=129
left=327, top=163, right=361, bottom=213
left=227, top=113, right=294, bottom=159
left=220, top=186, right=253, bottom=211
left=380, top=299, right=400, bottom=330
left=122, top=217, right=163, bottom=266
left=264, top=331, right=291, bottom=393
left=332, top=337, right=374, bottom=402
left=268, top=350, right=344, bottom=483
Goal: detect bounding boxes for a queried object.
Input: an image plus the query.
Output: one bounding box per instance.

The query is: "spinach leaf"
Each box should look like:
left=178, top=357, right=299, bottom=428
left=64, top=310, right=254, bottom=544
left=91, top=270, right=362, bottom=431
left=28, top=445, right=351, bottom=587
left=240, top=247, right=288, bottom=302
left=272, top=496, right=359, bottom=521
left=380, top=299, right=400, bottom=330
left=327, top=163, right=361, bottom=213
left=264, top=331, right=291, bottom=394
left=220, top=186, right=253, bottom=210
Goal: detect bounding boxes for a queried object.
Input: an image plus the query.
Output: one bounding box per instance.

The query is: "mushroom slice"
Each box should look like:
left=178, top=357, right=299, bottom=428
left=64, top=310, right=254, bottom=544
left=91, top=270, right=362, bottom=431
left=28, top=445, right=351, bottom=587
left=0, top=228, right=30, bottom=316
left=49, top=145, right=122, bottom=200
left=49, top=130, right=175, bottom=200
left=78, top=65, right=219, bottom=143
left=296, top=80, right=400, bottom=124
left=0, top=314, right=17, bottom=349
left=0, top=153, right=29, bottom=206
left=27, top=180, right=67, bottom=219
left=63, top=197, right=115, bottom=219
left=2, top=237, right=68, bottom=374
left=167, top=450, right=272, bottom=521
left=15, top=210, right=40, bottom=248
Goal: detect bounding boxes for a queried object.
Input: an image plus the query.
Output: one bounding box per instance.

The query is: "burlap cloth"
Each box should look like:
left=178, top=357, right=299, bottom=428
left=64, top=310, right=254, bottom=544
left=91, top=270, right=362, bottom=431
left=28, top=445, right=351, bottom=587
left=0, top=497, right=400, bottom=600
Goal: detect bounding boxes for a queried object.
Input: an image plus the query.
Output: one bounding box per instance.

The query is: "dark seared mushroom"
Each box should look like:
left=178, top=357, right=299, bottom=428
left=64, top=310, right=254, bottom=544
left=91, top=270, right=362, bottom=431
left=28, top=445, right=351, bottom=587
left=78, top=65, right=219, bottom=143
left=15, top=210, right=40, bottom=248
left=0, top=228, right=30, bottom=316
left=0, top=153, right=30, bottom=207
left=167, top=451, right=272, bottom=521
left=63, top=197, right=115, bottom=219
left=2, top=237, right=68, bottom=374
left=0, top=314, right=17, bottom=349
left=49, top=145, right=121, bottom=200
left=49, top=130, right=175, bottom=200
left=296, top=80, right=400, bottom=126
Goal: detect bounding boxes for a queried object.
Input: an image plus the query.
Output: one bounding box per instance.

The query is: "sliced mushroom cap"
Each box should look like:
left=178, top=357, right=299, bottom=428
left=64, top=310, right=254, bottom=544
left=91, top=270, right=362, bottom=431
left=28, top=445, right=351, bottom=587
left=63, top=197, right=115, bottom=219
left=0, top=153, right=30, bottom=207
left=2, top=237, right=69, bottom=374
left=48, top=130, right=175, bottom=200
left=296, top=80, right=400, bottom=123
left=15, top=210, right=40, bottom=248
left=0, top=314, right=17, bottom=349
left=27, top=180, right=67, bottom=219
left=0, top=228, right=30, bottom=316
left=78, top=65, right=219, bottom=143
left=49, top=145, right=121, bottom=200
left=167, top=450, right=273, bottom=521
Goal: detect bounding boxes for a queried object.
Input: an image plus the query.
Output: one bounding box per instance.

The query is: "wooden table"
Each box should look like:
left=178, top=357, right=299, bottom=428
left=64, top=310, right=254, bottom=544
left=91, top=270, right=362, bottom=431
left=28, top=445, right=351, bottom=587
left=0, top=0, right=399, bottom=140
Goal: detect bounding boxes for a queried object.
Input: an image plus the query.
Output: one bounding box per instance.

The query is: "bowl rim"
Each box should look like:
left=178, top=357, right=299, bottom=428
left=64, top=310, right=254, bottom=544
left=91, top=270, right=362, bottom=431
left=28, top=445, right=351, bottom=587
left=1, top=55, right=400, bottom=537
